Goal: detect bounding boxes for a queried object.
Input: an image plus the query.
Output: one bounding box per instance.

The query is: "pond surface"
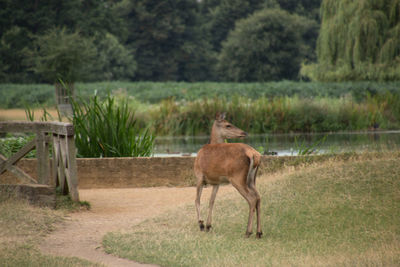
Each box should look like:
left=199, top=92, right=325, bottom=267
left=153, top=131, right=400, bottom=157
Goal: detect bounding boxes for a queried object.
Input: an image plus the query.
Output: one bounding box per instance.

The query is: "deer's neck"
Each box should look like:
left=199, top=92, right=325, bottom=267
left=209, top=124, right=225, bottom=144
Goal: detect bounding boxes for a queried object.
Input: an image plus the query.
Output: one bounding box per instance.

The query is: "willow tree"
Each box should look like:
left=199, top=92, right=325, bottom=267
left=301, top=0, right=400, bottom=81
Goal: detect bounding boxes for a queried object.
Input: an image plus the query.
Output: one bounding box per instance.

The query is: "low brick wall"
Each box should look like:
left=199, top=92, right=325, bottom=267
left=77, top=157, right=196, bottom=188
left=1, top=155, right=338, bottom=189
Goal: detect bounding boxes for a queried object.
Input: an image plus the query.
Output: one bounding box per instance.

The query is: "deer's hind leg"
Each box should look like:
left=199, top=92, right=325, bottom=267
left=205, top=185, right=219, bottom=231
left=231, top=178, right=258, bottom=238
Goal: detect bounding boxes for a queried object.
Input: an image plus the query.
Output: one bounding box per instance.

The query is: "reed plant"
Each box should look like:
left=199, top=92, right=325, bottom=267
left=142, top=94, right=400, bottom=136
left=71, top=95, right=154, bottom=157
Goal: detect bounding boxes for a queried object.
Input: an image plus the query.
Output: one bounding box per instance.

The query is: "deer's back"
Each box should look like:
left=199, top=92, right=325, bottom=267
left=194, top=143, right=260, bottom=183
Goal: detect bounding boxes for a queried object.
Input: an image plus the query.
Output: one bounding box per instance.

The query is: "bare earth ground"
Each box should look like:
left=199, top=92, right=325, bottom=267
left=39, top=186, right=236, bottom=267
left=0, top=108, right=61, bottom=121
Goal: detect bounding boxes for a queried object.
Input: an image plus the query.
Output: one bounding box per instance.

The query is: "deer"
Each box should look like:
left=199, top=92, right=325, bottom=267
left=194, top=112, right=262, bottom=238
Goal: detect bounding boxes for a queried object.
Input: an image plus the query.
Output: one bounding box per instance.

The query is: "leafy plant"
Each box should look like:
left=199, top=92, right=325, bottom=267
left=71, top=95, right=155, bottom=158
left=0, top=135, right=36, bottom=158
left=293, top=134, right=327, bottom=155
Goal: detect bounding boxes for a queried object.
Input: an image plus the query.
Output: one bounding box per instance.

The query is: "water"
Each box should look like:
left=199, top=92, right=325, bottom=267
left=153, top=131, right=400, bottom=157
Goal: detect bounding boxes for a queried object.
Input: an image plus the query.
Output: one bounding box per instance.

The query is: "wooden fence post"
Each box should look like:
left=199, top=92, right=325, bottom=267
left=0, top=121, right=79, bottom=202
left=36, top=131, right=50, bottom=185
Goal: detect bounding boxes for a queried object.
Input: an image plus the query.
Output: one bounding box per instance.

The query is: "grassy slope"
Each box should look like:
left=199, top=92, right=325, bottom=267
left=0, top=198, right=100, bottom=267
left=103, top=155, right=400, bottom=266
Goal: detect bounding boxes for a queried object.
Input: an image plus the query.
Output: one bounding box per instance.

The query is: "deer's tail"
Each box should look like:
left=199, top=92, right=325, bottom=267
left=246, top=153, right=260, bottom=188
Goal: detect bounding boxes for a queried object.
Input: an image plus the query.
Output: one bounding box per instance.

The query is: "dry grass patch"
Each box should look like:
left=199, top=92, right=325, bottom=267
left=0, top=197, right=101, bottom=266
left=103, top=153, right=400, bottom=266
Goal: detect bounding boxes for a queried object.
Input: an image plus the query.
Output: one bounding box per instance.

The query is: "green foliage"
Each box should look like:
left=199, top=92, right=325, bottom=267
left=0, top=0, right=124, bottom=83
left=0, top=135, right=36, bottom=158
left=71, top=95, right=155, bottom=158
left=2, top=81, right=400, bottom=108
left=2, top=81, right=400, bottom=135
left=89, top=33, right=137, bottom=81
left=142, top=93, right=400, bottom=135
left=24, top=27, right=97, bottom=83
left=118, top=0, right=212, bottom=81
left=265, top=0, right=322, bottom=20
left=218, top=8, right=318, bottom=81
left=0, top=26, right=36, bottom=82
left=302, top=0, right=400, bottom=81
left=200, top=0, right=264, bottom=51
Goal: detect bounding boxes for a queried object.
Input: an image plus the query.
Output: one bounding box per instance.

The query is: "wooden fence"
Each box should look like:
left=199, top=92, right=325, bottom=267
left=0, top=121, right=79, bottom=201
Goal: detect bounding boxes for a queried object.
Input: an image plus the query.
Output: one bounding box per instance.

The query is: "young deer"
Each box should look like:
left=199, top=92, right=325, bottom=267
left=194, top=112, right=262, bottom=238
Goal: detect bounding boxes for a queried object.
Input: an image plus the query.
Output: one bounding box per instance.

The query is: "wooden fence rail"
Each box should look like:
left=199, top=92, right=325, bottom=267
left=0, top=121, right=79, bottom=201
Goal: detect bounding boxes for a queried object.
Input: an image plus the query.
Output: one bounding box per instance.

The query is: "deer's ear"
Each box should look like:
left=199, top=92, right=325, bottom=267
left=216, top=112, right=226, bottom=121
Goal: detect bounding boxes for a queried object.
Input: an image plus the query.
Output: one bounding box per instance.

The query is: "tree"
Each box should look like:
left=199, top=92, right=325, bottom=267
left=25, top=28, right=97, bottom=84
left=200, top=0, right=264, bottom=52
left=0, top=0, right=124, bottom=82
left=90, top=33, right=137, bottom=81
left=301, top=0, right=400, bottom=81
left=0, top=26, right=35, bottom=82
left=217, top=8, right=317, bottom=81
left=118, top=0, right=211, bottom=81
left=264, top=0, right=322, bottom=21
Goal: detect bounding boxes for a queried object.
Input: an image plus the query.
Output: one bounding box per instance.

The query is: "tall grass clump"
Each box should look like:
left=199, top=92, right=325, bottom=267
left=71, top=95, right=154, bottom=157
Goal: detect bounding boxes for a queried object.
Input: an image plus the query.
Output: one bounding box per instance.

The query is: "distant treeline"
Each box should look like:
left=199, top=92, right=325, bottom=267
left=0, top=0, right=321, bottom=83
left=3, top=0, right=399, bottom=83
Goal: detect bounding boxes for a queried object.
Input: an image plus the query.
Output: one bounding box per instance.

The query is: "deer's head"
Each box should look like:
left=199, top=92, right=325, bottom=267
left=210, top=112, right=247, bottom=144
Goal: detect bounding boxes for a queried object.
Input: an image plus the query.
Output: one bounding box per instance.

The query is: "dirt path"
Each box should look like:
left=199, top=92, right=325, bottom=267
left=39, top=186, right=236, bottom=267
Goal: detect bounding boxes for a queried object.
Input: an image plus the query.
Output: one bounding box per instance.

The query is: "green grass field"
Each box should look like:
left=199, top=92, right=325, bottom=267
left=103, top=154, right=400, bottom=266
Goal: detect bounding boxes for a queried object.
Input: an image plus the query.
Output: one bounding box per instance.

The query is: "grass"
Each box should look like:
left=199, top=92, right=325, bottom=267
left=2, top=81, right=400, bottom=108
left=0, top=195, right=100, bottom=266
left=103, top=153, right=400, bottom=266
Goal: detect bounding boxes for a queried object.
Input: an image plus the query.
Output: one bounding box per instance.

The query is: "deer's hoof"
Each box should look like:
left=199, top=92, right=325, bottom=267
left=206, top=225, right=212, bottom=232
left=199, top=220, right=205, bottom=231
left=245, top=231, right=252, bottom=238
left=256, top=231, right=263, bottom=239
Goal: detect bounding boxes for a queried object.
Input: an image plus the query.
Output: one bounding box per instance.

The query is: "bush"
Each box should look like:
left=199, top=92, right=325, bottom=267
left=0, top=135, right=36, bottom=158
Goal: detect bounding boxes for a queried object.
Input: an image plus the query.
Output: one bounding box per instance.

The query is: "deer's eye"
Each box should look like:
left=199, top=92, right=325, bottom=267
left=226, top=125, right=231, bottom=128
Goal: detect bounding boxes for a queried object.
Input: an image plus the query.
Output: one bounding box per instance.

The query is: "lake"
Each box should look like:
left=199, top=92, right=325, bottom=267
left=154, top=131, right=400, bottom=157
